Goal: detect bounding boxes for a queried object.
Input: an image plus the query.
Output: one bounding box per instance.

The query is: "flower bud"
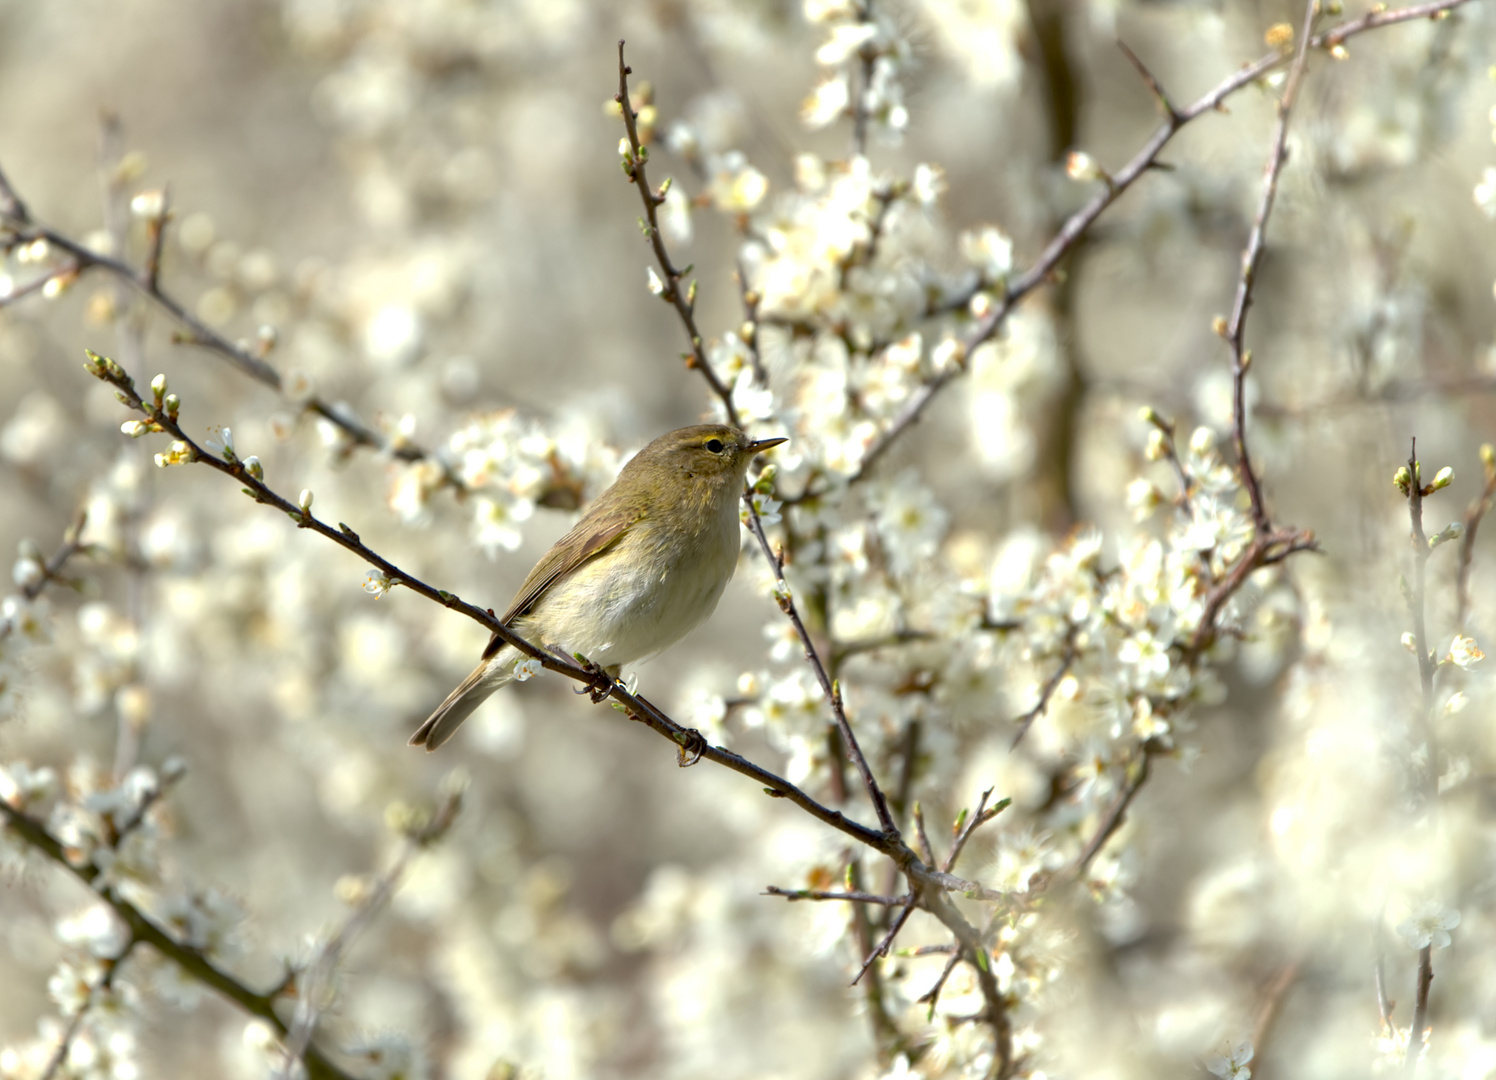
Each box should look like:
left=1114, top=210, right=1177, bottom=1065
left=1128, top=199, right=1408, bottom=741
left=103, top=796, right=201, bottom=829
left=298, top=489, right=314, bottom=514
left=129, top=189, right=166, bottom=219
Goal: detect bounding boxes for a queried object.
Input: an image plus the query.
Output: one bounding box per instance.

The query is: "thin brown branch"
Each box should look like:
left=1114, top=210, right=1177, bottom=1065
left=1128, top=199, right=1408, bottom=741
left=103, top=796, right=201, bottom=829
left=852, top=899, right=916, bottom=986
left=1250, top=961, right=1300, bottom=1078
left=1321, top=0, right=1463, bottom=47
left=1376, top=951, right=1397, bottom=1033
left=17, top=510, right=90, bottom=604
left=911, top=802, right=935, bottom=865
left=615, top=42, right=742, bottom=428
left=1402, top=441, right=1439, bottom=805
left=845, top=857, right=905, bottom=1055
left=764, top=886, right=911, bottom=905
left=1010, top=630, right=1077, bottom=748
left=743, top=504, right=898, bottom=836
left=1141, top=409, right=1194, bottom=516
left=832, top=628, right=935, bottom=667
left=1187, top=528, right=1320, bottom=655
left=0, top=161, right=31, bottom=222
left=889, top=718, right=921, bottom=829
left=1455, top=445, right=1496, bottom=630
left=1222, top=0, right=1319, bottom=533
left=944, top=789, right=1011, bottom=875
left=143, top=186, right=169, bottom=293
left=0, top=267, right=71, bottom=304
left=734, top=262, right=770, bottom=386
left=1115, top=39, right=1179, bottom=122
left=849, top=1, right=877, bottom=157
left=917, top=948, right=964, bottom=1018
left=1407, top=944, right=1433, bottom=1073
left=1073, top=741, right=1158, bottom=874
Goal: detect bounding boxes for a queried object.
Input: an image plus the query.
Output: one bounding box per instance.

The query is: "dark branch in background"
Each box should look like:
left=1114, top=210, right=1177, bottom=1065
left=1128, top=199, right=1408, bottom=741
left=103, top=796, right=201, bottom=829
left=765, top=886, right=911, bottom=905
left=1455, top=446, right=1496, bottom=630
left=1397, top=439, right=1449, bottom=1073
left=0, top=164, right=453, bottom=483
left=11, top=511, right=90, bottom=608
left=941, top=789, right=1011, bottom=875
left=1409, top=943, right=1433, bottom=1075
left=1400, top=441, right=1439, bottom=804
left=1009, top=628, right=1077, bottom=749
left=0, top=797, right=358, bottom=1080
left=789, top=0, right=1474, bottom=500
left=853, top=900, right=916, bottom=985
left=1220, top=0, right=1320, bottom=532
left=848, top=0, right=878, bottom=158
left=615, top=43, right=742, bottom=429
left=1250, top=958, right=1301, bottom=1080
left=1071, top=740, right=1158, bottom=875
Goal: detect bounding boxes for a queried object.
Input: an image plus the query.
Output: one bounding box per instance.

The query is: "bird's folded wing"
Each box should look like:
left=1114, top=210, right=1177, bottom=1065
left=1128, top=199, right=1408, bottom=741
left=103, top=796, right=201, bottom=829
left=480, top=503, right=643, bottom=660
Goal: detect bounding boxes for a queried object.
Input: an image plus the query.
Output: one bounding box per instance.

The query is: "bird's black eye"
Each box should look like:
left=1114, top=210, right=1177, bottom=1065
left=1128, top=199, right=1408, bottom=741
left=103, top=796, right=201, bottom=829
left=705, top=438, right=725, bottom=454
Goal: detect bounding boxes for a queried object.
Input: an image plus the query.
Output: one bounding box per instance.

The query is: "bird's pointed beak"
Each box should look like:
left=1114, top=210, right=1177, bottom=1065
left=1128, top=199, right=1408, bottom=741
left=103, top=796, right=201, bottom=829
left=747, top=436, right=787, bottom=455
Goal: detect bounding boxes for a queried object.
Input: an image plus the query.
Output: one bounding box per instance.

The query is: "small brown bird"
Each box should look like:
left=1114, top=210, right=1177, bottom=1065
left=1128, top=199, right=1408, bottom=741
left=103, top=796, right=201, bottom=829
left=409, top=424, right=785, bottom=751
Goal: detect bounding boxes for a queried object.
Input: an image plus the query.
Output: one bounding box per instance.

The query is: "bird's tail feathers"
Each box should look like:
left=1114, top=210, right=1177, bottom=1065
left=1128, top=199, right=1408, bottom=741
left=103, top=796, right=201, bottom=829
left=409, top=655, right=514, bottom=751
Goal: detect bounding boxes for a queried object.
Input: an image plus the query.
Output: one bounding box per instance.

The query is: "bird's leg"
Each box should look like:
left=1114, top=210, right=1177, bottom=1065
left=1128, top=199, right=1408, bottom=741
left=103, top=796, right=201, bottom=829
left=571, top=656, right=617, bottom=703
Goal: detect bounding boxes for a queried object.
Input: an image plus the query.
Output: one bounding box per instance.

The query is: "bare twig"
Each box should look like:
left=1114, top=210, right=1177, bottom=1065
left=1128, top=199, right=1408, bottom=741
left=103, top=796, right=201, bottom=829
left=852, top=899, right=916, bottom=986
left=615, top=42, right=742, bottom=428
left=1455, top=445, right=1496, bottom=630
left=1407, top=944, right=1433, bottom=1074
left=1401, top=441, right=1440, bottom=806
left=832, top=628, right=934, bottom=667
left=0, top=160, right=31, bottom=221
left=1073, top=741, right=1158, bottom=874
left=1222, top=0, right=1320, bottom=532
left=734, top=261, right=770, bottom=386
left=1321, top=0, right=1463, bottom=47
left=1376, top=950, right=1397, bottom=1033
left=14, top=511, right=90, bottom=605
left=944, top=789, right=1011, bottom=875
left=764, top=886, right=911, bottom=905
left=1251, top=959, right=1300, bottom=1075
left=849, top=1, right=877, bottom=157
left=1010, top=630, right=1077, bottom=749
left=912, top=802, right=935, bottom=866
left=742, top=506, right=898, bottom=836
